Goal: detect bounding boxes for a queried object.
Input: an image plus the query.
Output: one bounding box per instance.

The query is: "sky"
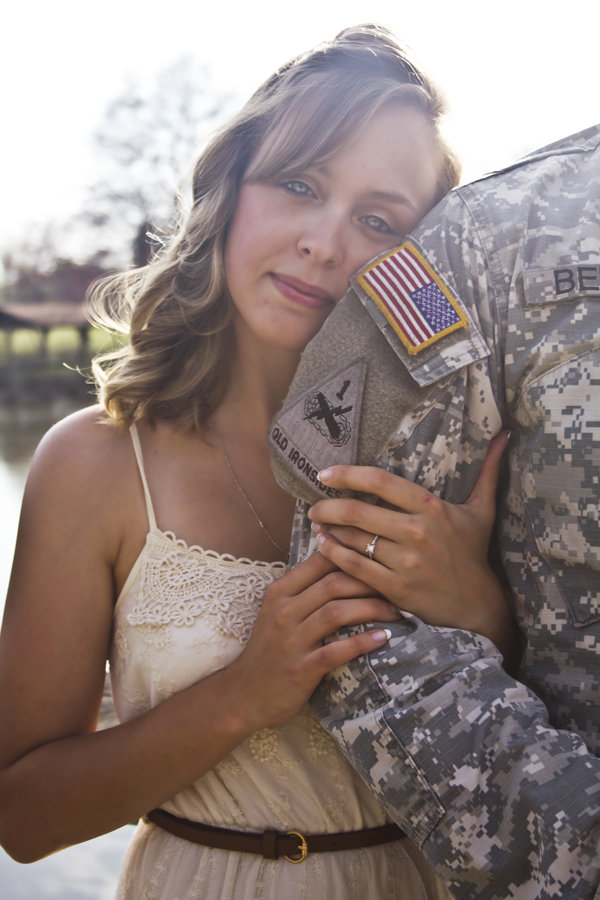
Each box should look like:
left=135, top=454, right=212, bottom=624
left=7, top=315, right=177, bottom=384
left=1, top=0, right=598, bottom=265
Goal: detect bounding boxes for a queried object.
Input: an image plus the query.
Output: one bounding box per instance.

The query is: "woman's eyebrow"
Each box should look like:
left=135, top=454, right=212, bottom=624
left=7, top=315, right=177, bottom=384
left=369, top=189, right=415, bottom=208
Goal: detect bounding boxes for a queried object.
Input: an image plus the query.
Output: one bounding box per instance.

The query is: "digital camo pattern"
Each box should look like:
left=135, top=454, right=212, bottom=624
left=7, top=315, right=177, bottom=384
left=290, top=125, right=600, bottom=898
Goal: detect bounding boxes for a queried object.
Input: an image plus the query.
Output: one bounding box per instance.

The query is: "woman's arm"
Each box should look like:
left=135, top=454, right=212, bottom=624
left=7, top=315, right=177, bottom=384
left=0, top=412, right=397, bottom=863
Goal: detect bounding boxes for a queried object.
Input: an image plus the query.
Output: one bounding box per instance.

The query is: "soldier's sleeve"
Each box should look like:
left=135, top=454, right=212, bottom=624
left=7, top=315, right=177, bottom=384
left=313, top=617, right=600, bottom=899
left=310, top=187, right=600, bottom=900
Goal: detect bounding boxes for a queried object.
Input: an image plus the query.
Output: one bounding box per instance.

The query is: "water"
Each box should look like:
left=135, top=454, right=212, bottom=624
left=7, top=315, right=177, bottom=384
left=0, top=396, right=91, bottom=609
left=0, top=400, right=133, bottom=898
left=0, top=461, right=25, bottom=602
left=0, top=828, right=133, bottom=900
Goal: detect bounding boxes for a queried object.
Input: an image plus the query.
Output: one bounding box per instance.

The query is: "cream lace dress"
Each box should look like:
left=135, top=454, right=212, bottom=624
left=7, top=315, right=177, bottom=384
left=109, top=425, right=450, bottom=900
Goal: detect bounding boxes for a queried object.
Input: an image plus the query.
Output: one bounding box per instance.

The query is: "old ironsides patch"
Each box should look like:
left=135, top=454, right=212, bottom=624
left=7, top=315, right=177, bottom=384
left=268, top=359, right=367, bottom=498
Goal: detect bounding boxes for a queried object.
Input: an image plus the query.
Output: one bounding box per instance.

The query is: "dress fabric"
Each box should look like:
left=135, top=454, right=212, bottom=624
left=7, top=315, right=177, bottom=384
left=109, top=425, right=450, bottom=900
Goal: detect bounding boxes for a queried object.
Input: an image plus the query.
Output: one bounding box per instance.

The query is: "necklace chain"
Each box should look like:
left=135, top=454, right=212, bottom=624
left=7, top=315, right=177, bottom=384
left=215, top=432, right=288, bottom=558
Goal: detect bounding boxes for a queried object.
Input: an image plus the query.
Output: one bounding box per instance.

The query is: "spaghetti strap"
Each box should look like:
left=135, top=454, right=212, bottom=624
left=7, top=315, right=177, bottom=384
left=129, top=423, right=158, bottom=532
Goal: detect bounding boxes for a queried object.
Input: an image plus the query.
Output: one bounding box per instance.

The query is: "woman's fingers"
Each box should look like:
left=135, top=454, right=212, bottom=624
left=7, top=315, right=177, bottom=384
left=274, top=545, right=338, bottom=593
left=313, top=625, right=393, bottom=675
left=268, top=562, right=371, bottom=613
left=307, top=593, right=399, bottom=642
left=463, top=430, right=510, bottom=521
left=315, top=463, right=428, bottom=513
left=315, top=526, right=385, bottom=565
left=264, top=566, right=398, bottom=644
left=312, top=523, right=390, bottom=562
left=309, top=472, right=450, bottom=542
left=309, top=496, right=411, bottom=542
left=314, top=430, right=510, bottom=523
left=314, top=531, right=399, bottom=602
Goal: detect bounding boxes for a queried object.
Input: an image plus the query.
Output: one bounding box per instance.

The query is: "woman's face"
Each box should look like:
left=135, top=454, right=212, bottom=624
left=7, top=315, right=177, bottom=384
left=225, top=101, right=441, bottom=358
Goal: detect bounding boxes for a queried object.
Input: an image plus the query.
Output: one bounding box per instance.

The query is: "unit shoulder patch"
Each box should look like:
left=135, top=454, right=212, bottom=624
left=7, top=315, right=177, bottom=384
left=268, top=358, right=368, bottom=500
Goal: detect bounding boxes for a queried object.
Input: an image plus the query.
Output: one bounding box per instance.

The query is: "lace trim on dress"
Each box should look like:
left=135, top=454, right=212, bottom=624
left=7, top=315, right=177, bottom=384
left=127, top=529, right=286, bottom=644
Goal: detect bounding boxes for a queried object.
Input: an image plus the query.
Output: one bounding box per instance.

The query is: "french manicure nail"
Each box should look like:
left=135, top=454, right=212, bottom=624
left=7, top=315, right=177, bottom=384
left=371, top=628, right=392, bottom=644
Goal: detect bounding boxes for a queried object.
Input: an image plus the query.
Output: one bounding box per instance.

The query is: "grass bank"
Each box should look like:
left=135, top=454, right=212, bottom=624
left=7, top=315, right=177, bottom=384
left=0, top=326, right=124, bottom=406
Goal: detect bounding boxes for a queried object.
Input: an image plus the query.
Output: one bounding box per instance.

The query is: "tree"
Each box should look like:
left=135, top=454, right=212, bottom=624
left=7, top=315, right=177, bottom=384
left=86, top=57, right=235, bottom=265
left=1, top=238, right=106, bottom=305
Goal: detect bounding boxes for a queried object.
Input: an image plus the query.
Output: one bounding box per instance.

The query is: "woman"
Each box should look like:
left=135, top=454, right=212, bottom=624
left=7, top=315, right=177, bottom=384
left=0, top=25, right=461, bottom=899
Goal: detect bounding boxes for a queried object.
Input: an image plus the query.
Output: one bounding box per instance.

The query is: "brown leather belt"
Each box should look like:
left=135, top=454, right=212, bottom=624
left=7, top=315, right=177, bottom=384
left=145, top=807, right=404, bottom=863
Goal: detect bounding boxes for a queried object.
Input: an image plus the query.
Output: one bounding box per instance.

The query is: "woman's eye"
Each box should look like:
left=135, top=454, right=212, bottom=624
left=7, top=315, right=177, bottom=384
left=360, top=214, right=393, bottom=234
left=281, top=180, right=316, bottom=198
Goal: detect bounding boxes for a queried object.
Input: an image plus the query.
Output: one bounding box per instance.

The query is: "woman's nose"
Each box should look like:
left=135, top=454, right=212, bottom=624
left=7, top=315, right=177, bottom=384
left=297, top=217, right=345, bottom=266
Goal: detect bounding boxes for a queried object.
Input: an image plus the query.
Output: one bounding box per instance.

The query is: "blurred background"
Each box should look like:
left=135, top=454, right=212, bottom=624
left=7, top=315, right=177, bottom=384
left=1, top=0, right=597, bottom=895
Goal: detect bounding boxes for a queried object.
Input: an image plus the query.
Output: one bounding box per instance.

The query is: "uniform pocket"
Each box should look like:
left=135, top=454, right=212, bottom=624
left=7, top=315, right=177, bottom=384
left=520, top=345, right=600, bottom=626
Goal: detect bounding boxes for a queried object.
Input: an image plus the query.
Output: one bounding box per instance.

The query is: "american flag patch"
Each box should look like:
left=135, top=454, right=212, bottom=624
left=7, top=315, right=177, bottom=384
left=357, top=242, right=467, bottom=355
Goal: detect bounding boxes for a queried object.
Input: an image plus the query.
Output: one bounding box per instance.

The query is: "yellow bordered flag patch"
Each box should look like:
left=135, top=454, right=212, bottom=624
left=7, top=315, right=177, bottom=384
left=357, top=242, right=467, bottom=355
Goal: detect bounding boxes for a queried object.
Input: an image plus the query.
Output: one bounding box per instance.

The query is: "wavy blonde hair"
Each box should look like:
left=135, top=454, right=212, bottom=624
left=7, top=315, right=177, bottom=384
left=89, top=24, right=460, bottom=430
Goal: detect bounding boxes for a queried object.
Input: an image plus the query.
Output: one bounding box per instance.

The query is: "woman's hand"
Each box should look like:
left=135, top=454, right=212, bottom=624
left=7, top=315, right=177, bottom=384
left=229, top=552, right=399, bottom=732
left=307, top=432, right=519, bottom=665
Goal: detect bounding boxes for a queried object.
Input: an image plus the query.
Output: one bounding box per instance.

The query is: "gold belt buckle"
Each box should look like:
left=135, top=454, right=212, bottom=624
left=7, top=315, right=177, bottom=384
left=283, top=830, right=308, bottom=863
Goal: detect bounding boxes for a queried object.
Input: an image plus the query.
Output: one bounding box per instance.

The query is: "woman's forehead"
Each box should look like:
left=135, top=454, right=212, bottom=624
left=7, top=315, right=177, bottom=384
left=247, top=91, right=428, bottom=182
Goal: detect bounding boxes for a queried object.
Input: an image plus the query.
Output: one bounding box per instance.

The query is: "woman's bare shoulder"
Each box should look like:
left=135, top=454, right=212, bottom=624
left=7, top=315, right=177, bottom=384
left=31, top=405, right=130, bottom=475
left=15, top=406, right=142, bottom=572
left=23, top=405, right=136, bottom=525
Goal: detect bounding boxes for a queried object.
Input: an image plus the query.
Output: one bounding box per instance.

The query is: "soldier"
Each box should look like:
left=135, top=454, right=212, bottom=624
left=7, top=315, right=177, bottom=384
left=269, top=124, right=600, bottom=898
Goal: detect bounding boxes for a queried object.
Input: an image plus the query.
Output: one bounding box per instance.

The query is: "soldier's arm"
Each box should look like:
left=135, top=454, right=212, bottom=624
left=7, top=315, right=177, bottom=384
left=307, top=153, right=600, bottom=900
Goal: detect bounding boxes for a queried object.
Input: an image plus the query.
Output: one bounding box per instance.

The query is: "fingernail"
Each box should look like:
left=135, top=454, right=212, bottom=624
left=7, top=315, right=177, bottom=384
left=317, top=468, right=333, bottom=484
left=311, top=522, right=323, bottom=534
left=370, top=628, right=392, bottom=644
left=316, top=532, right=327, bottom=546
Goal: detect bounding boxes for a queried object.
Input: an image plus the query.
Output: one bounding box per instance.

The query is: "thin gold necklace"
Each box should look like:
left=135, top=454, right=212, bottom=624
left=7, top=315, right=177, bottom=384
left=215, top=432, right=288, bottom=559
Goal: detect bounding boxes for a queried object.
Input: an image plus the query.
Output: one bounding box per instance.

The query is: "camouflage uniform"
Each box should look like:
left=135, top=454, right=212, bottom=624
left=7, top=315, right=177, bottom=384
left=283, top=126, right=600, bottom=898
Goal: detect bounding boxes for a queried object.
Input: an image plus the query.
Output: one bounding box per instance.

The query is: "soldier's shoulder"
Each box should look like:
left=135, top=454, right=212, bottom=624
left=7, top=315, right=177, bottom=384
left=462, top=123, right=600, bottom=192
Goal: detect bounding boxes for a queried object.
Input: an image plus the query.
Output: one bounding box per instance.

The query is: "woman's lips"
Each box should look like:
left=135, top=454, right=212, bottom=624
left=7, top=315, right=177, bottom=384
left=271, top=273, right=334, bottom=309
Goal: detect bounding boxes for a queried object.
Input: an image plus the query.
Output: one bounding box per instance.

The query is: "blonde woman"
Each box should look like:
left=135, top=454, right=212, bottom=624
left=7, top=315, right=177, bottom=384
left=0, top=26, right=459, bottom=899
